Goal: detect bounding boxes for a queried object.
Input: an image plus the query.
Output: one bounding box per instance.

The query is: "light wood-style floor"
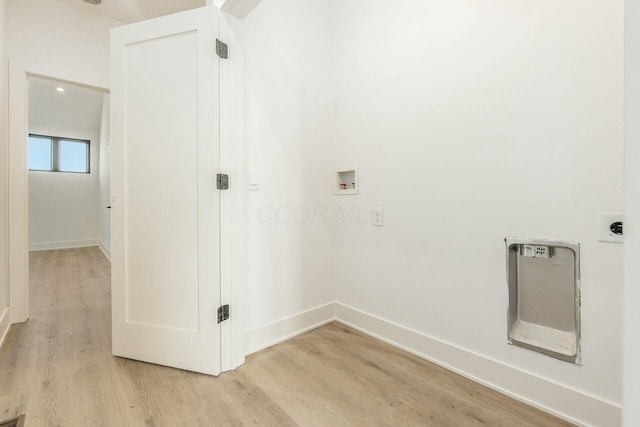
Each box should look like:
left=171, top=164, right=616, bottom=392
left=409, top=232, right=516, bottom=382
left=0, top=247, right=573, bottom=426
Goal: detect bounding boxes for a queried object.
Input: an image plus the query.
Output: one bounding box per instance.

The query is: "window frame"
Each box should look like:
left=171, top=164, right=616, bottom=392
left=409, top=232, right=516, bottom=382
left=28, top=134, right=91, bottom=174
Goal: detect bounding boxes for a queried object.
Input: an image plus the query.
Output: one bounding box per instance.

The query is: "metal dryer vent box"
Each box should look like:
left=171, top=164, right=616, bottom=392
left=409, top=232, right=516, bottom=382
left=506, top=238, right=581, bottom=364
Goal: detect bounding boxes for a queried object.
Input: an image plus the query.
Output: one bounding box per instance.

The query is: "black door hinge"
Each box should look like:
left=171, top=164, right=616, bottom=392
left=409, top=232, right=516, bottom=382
left=217, top=304, right=230, bottom=323
left=216, top=39, right=229, bottom=59
left=217, top=174, right=229, bottom=190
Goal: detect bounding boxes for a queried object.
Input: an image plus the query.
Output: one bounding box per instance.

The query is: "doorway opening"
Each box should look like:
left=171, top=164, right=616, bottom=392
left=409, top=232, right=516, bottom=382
left=26, top=76, right=111, bottom=320
left=27, top=77, right=111, bottom=257
left=8, top=8, right=245, bottom=374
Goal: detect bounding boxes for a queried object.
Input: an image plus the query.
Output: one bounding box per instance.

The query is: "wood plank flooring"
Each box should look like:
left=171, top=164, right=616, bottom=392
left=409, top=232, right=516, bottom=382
left=0, top=247, right=574, bottom=426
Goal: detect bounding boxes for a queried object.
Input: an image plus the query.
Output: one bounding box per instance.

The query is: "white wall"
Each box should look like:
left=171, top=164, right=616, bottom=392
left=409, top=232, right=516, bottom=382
left=6, top=0, right=121, bottom=89
left=98, top=95, right=111, bottom=257
left=28, top=124, right=100, bottom=249
left=0, top=0, right=9, bottom=342
left=239, top=0, right=336, bottom=333
left=331, top=0, right=623, bottom=422
left=624, top=0, right=640, bottom=425
left=238, top=3, right=624, bottom=423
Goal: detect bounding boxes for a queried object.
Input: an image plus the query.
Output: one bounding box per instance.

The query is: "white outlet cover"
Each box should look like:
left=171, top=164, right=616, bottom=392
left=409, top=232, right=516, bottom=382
left=248, top=172, right=260, bottom=191
left=372, top=207, right=383, bottom=227
left=598, top=212, right=623, bottom=243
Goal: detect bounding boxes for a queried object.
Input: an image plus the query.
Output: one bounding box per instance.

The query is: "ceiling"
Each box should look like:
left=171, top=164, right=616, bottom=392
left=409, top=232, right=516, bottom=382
left=56, top=0, right=207, bottom=24
left=29, top=77, right=106, bottom=131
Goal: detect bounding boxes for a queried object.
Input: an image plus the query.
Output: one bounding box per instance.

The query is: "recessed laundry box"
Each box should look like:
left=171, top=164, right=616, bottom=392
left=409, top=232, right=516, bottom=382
left=506, top=238, right=581, bottom=364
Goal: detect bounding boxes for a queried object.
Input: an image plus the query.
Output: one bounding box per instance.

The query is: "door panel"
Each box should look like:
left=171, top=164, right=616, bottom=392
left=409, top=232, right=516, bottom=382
left=111, top=6, right=220, bottom=375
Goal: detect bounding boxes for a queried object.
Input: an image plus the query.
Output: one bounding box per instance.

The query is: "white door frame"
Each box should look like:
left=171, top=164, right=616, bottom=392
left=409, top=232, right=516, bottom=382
left=219, top=10, right=246, bottom=371
left=7, top=61, right=30, bottom=325
left=7, top=64, right=110, bottom=324
left=7, top=11, right=246, bottom=371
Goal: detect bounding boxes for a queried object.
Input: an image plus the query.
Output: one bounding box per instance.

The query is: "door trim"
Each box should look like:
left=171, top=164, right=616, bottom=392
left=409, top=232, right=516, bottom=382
left=219, top=10, right=246, bottom=372
left=8, top=63, right=110, bottom=324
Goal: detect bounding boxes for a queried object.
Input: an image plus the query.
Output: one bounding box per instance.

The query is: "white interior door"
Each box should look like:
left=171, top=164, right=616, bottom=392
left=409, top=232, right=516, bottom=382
left=110, top=6, right=221, bottom=375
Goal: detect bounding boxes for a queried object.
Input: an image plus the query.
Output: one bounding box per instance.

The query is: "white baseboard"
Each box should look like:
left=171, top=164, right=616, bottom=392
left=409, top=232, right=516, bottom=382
left=98, top=241, right=111, bottom=261
left=0, top=306, right=10, bottom=350
left=334, top=303, right=621, bottom=427
left=245, top=302, right=336, bottom=355
left=29, top=239, right=99, bottom=251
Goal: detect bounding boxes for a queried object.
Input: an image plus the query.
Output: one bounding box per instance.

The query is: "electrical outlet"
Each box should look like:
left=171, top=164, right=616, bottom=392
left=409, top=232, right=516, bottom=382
left=520, top=245, right=552, bottom=258
left=598, top=212, right=623, bottom=243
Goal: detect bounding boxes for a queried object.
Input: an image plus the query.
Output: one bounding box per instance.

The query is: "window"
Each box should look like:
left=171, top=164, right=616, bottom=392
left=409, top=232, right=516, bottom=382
left=28, top=134, right=90, bottom=173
